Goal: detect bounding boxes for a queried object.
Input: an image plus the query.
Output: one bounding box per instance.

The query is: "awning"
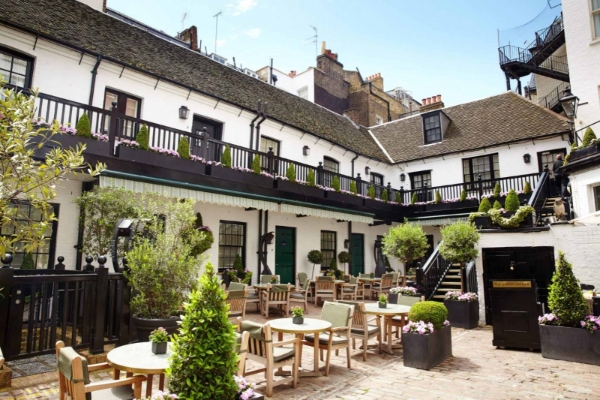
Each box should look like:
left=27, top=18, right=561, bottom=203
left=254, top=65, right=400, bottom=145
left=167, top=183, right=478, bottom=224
left=100, top=176, right=279, bottom=212
left=408, top=214, right=469, bottom=227
left=280, top=204, right=373, bottom=224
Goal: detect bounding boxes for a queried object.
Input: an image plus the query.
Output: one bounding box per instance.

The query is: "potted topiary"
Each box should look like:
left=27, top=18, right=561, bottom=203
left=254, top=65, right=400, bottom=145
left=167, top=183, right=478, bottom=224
left=378, top=294, right=388, bottom=308
left=443, top=291, right=479, bottom=329
left=308, top=250, right=323, bottom=279
left=503, top=189, right=520, bottom=217
left=539, top=251, right=600, bottom=365
left=338, top=251, right=351, bottom=275
left=149, top=327, right=169, bottom=355
left=401, top=301, right=452, bottom=370
left=292, top=306, right=304, bottom=324
left=389, top=286, right=419, bottom=305
left=472, top=198, right=492, bottom=229
left=570, top=127, right=600, bottom=162
left=382, top=221, right=429, bottom=278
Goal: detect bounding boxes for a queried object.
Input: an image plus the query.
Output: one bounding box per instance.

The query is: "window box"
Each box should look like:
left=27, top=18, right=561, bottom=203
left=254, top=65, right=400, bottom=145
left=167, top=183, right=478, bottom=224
left=497, top=212, right=534, bottom=228
left=241, top=171, right=274, bottom=189
left=118, top=145, right=206, bottom=174
left=473, top=216, right=492, bottom=229
left=47, top=134, right=110, bottom=157
left=274, top=179, right=325, bottom=199
left=444, top=299, right=479, bottom=329
left=540, top=324, right=600, bottom=366
left=569, top=143, right=600, bottom=163
left=402, top=204, right=426, bottom=213
left=401, top=325, right=452, bottom=370
left=324, top=191, right=365, bottom=206
left=364, top=198, right=394, bottom=212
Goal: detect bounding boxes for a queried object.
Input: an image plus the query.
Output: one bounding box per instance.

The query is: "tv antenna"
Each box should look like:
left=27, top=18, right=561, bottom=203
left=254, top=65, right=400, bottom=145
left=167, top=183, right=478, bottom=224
left=305, top=25, right=318, bottom=57
left=181, top=12, right=188, bottom=31
left=214, top=11, right=222, bottom=55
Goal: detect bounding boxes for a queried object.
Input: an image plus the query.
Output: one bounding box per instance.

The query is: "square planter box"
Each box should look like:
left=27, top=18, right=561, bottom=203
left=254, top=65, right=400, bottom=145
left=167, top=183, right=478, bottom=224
left=274, top=179, right=326, bottom=199
left=324, top=191, right=365, bottom=206
left=402, top=324, right=452, bottom=370
left=473, top=216, right=491, bottom=229
left=425, top=203, right=448, bottom=212
left=540, top=324, right=600, bottom=366
left=444, top=299, right=479, bottom=329
left=364, top=198, right=394, bottom=213
left=47, top=134, right=110, bottom=157
left=119, top=146, right=206, bottom=174
left=570, top=143, right=600, bottom=162
left=388, top=293, right=422, bottom=306
left=401, top=204, right=426, bottom=213
left=241, top=171, right=275, bottom=189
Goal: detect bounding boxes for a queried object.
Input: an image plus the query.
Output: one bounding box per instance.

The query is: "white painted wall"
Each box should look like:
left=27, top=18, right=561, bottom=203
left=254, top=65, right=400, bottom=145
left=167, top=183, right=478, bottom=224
left=255, top=67, right=315, bottom=103
left=534, top=44, right=568, bottom=103
left=76, top=0, right=104, bottom=12
left=51, top=178, right=83, bottom=268
left=568, top=165, right=600, bottom=217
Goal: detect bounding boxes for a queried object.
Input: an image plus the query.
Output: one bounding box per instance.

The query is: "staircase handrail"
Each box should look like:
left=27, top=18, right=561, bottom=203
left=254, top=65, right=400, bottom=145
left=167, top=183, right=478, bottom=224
left=416, top=241, right=453, bottom=300
left=528, top=168, right=550, bottom=223
left=538, top=81, right=570, bottom=110
left=462, top=260, right=478, bottom=294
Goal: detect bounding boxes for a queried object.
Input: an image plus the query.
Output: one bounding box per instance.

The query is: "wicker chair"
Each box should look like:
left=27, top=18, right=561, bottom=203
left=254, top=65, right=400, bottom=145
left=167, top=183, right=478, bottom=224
left=239, top=320, right=299, bottom=397
left=314, top=276, right=335, bottom=305
left=371, top=273, right=394, bottom=299
left=303, top=301, right=354, bottom=376
left=339, top=276, right=358, bottom=300
left=261, top=283, right=291, bottom=318
left=337, top=300, right=381, bottom=361
left=56, top=341, right=145, bottom=400
left=290, top=278, right=311, bottom=311
left=226, top=289, right=248, bottom=319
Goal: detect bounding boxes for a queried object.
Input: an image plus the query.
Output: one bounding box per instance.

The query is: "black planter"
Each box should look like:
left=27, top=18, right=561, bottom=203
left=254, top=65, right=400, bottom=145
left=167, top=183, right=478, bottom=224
left=47, top=134, right=110, bottom=157
left=388, top=293, right=399, bottom=304
left=402, top=325, right=452, bottom=370
left=403, top=204, right=426, bottom=213
left=241, top=172, right=275, bottom=189
left=151, top=342, right=168, bottom=355
left=473, top=216, right=492, bottom=229
left=444, top=299, right=479, bottom=329
left=378, top=302, right=387, bottom=308
left=518, top=193, right=532, bottom=204
left=364, top=198, right=395, bottom=213
left=132, top=316, right=180, bottom=342
left=570, top=143, right=600, bottom=162
left=205, top=164, right=239, bottom=180
left=424, top=203, right=448, bottom=212
left=222, top=273, right=231, bottom=288
left=540, top=325, right=600, bottom=366
left=274, top=179, right=325, bottom=199
left=119, top=146, right=206, bottom=174
left=293, top=316, right=304, bottom=325
left=324, top=190, right=365, bottom=206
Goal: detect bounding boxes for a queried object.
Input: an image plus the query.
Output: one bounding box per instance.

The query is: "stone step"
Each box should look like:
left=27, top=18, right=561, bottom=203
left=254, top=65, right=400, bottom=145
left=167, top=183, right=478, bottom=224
left=439, top=282, right=461, bottom=286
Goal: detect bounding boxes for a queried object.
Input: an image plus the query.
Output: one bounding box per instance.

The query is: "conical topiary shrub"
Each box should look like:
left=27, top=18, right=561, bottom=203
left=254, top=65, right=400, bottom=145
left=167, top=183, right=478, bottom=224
left=478, top=197, right=491, bottom=213
left=350, top=181, right=357, bottom=195
left=21, top=253, right=35, bottom=270
left=177, top=137, right=190, bottom=159
left=368, top=185, right=376, bottom=199
left=523, top=181, right=532, bottom=195
left=547, top=251, right=589, bottom=327
left=434, top=190, right=442, bottom=204
left=332, top=176, right=341, bottom=192
left=582, top=127, right=597, bottom=147
left=222, top=145, right=232, bottom=167
left=307, top=169, right=316, bottom=186
left=504, top=189, right=520, bottom=212
left=251, top=155, right=261, bottom=175
left=136, top=124, right=149, bottom=150
left=233, top=253, right=243, bottom=274
left=460, top=189, right=467, bottom=202
left=493, top=183, right=501, bottom=198
left=493, top=200, right=502, bottom=210
left=75, top=113, right=91, bottom=138
left=395, top=192, right=402, bottom=204
left=381, top=190, right=389, bottom=202
left=286, top=163, right=296, bottom=182
left=167, top=262, right=238, bottom=399
left=411, top=192, right=418, bottom=205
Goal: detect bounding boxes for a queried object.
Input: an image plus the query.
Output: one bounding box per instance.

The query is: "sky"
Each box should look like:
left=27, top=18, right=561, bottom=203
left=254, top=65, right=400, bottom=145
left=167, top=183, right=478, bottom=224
left=106, top=0, right=559, bottom=107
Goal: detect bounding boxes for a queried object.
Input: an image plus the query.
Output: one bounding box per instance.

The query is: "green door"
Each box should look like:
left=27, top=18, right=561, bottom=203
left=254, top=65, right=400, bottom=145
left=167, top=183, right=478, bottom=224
left=350, top=233, right=364, bottom=276
left=275, top=227, right=295, bottom=284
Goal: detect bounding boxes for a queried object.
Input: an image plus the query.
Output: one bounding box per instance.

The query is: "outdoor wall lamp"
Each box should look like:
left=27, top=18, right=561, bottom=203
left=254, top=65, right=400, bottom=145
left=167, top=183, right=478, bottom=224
left=400, top=173, right=406, bottom=182
left=344, top=239, right=350, bottom=249
left=523, top=153, right=531, bottom=164
left=303, top=145, right=310, bottom=156
left=365, top=166, right=370, bottom=176
left=559, top=88, right=579, bottom=119
left=179, top=105, right=190, bottom=119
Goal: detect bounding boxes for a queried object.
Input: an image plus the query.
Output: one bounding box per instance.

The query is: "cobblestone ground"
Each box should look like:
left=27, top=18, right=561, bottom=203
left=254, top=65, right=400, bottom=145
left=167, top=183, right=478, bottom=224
left=2, top=302, right=600, bottom=399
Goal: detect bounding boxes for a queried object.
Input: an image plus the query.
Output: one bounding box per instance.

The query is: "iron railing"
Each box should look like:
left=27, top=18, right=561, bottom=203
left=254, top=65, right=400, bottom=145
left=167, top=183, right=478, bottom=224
left=538, top=81, right=570, bottom=110
left=416, top=243, right=452, bottom=300
left=498, top=45, right=569, bottom=76
left=462, top=260, right=478, bottom=294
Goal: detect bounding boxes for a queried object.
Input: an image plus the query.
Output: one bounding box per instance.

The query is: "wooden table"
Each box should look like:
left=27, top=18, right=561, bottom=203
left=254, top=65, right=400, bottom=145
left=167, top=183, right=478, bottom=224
left=268, top=317, right=332, bottom=377
left=107, top=342, right=170, bottom=398
left=357, top=278, right=381, bottom=299
left=363, top=303, right=411, bottom=355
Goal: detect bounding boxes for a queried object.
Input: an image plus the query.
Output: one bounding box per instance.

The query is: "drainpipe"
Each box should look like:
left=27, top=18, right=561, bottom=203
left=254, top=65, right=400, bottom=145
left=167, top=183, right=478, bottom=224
left=255, top=103, right=268, bottom=151
left=257, top=210, right=262, bottom=284
left=351, top=153, right=359, bottom=177
left=249, top=100, right=261, bottom=150
left=88, top=56, right=102, bottom=106
left=369, top=81, right=391, bottom=122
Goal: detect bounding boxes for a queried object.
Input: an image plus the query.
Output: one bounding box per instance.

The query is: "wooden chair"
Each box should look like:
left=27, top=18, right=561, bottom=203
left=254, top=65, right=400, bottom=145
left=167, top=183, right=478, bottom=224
left=234, top=318, right=250, bottom=376
left=56, top=341, right=145, bottom=400
left=339, top=276, right=358, bottom=301
left=337, top=300, right=381, bottom=361
left=303, top=301, right=354, bottom=376
left=371, top=273, right=394, bottom=299
left=261, top=275, right=280, bottom=284
left=359, top=273, right=372, bottom=299
left=261, top=283, right=291, bottom=318
left=296, top=272, right=313, bottom=304
left=226, top=289, right=248, bottom=319
left=239, top=320, right=299, bottom=397
left=390, top=295, right=424, bottom=338
left=391, top=272, right=399, bottom=286
left=229, top=281, right=260, bottom=312
left=314, top=276, right=335, bottom=305
left=290, top=279, right=311, bottom=311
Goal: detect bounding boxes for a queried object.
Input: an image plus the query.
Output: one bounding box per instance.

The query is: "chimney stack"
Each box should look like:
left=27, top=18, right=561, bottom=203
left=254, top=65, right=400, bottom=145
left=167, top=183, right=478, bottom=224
left=420, top=94, right=445, bottom=112
left=177, top=26, right=199, bottom=51
left=289, top=70, right=297, bottom=77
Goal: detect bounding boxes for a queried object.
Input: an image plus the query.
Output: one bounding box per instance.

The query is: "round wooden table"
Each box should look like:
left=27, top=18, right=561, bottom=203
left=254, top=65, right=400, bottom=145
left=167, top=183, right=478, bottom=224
left=107, top=342, right=171, bottom=398
left=268, top=317, right=332, bottom=377
left=363, top=303, right=411, bottom=354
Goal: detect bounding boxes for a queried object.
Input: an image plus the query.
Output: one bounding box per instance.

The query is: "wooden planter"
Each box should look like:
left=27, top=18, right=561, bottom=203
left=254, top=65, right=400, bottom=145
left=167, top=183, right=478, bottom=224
left=364, top=198, right=395, bottom=213
left=241, top=171, right=275, bottom=189
left=444, top=299, right=479, bottom=329
left=570, top=143, right=600, bottom=162
left=119, top=146, right=206, bottom=174
left=473, top=216, right=492, bottom=229
left=274, top=179, right=325, bottom=199
left=402, top=325, right=452, bottom=370
left=324, top=191, right=364, bottom=206
left=48, top=134, right=110, bottom=157
left=540, top=325, right=600, bottom=366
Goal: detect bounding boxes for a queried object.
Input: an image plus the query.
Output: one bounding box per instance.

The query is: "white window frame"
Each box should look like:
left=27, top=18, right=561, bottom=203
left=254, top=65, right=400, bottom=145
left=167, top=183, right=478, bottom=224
left=591, top=0, right=600, bottom=39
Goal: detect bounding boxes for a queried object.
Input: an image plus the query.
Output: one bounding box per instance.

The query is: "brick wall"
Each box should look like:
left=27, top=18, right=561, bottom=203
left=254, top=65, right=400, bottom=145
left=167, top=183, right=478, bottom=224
left=314, top=55, right=349, bottom=115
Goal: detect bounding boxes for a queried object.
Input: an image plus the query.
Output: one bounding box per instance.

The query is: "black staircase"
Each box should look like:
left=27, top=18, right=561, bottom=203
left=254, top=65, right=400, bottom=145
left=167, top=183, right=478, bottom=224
left=416, top=243, right=452, bottom=301
left=538, top=81, right=570, bottom=112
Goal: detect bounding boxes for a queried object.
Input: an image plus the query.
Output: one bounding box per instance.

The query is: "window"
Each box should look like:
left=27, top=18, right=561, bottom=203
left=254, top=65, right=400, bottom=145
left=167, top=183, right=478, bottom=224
left=423, top=114, right=442, bottom=144
left=103, top=89, right=142, bottom=139
left=259, top=136, right=280, bottom=172
left=218, top=221, right=246, bottom=271
left=538, top=149, right=566, bottom=173
left=321, top=231, right=336, bottom=270
left=410, top=171, right=432, bottom=202
left=192, top=115, right=224, bottom=160
left=595, top=186, right=600, bottom=211
left=592, top=0, right=600, bottom=38
left=375, top=115, right=384, bottom=125
left=0, top=47, right=34, bottom=88
left=297, top=86, right=308, bottom=99
left=323, top=157, right=339, bottom=187
left=463, top=154, right=500, bottom=183
left=371, top=173, right=384, bottom=198
left=1, top=202, right=58, bottom=269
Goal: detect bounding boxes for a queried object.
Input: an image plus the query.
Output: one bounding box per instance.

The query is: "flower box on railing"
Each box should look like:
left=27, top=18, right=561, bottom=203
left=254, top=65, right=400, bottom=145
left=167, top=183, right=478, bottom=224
left=118, top=145, right=206, bottom=174
left=324, top=191, right=365, bottom=206
left=364, top=198, right=395, bottom=213
left=205, top=166, right=273, bottom=189
left=47, top=133, right=110, bottom=157
left=424, top=199, right=480, bottom=212
left=569, top=143, right=600, bottom=163
left=274, top=179, right=325, bottom=199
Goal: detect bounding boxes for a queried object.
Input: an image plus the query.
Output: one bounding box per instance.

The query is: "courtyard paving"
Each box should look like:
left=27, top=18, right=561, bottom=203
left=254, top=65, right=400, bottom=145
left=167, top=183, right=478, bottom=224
left=2, top=301, right=600, bottom=399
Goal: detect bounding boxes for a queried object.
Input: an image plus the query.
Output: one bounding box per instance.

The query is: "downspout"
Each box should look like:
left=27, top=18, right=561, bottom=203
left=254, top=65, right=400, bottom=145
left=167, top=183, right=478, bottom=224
left=254, top=103, right=268, bottom=151
left=88, top=56, right=102, bottom=106
left=351, top=153, right=359, bottom=177
left=257, top=210, right=262, bottom=284
left=249, top=100, right=261, bottom=150
left=369, top=81, right=391, bottom=122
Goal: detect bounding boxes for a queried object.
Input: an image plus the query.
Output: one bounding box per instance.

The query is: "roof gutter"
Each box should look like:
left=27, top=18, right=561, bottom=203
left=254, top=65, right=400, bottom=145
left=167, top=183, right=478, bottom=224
left=0, top=20, right=384, bottom=162
left=369, top=82, right=391, bottom=122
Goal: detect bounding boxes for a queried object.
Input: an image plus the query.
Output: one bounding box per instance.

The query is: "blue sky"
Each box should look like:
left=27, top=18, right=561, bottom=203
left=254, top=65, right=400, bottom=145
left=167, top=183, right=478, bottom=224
left=107, top=0, right=557, bottom=106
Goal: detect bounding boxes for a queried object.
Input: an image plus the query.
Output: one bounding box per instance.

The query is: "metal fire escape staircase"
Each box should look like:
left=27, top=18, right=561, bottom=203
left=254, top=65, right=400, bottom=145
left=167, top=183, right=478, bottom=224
left=499, top=14, right=568, bottom=86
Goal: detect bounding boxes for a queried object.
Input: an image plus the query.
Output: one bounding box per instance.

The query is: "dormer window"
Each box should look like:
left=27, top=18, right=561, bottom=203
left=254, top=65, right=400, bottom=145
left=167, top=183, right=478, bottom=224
left=422, top=110, right=450, bottom=145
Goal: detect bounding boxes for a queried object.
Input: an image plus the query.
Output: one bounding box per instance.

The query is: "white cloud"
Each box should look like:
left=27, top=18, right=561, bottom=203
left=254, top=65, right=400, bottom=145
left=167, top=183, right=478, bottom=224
left=227, top=0, right=257, bottom=16
left=216, top=39, right=227, bottom=47
left=244, top=28, right=261, bottom=39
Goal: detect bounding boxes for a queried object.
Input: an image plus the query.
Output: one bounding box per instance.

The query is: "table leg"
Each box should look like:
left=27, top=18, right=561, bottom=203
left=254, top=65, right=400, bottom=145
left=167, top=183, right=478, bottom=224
left=387, top=316, right=393, bottom=355
left=146, top=374, right=154, bottom=398
left=113, top=368, right=120, bottom=380
left=159, top=374, right=165, bottom=391
left=275, top=331, right=286, bottom=376
left=313, top=332, right=320, bottom=373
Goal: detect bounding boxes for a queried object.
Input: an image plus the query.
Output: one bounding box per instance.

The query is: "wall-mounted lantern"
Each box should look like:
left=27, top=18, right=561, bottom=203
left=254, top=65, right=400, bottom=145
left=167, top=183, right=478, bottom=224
left=303, top=145, right=310, bottom=156
left=400, top=173, right=406, bottom=182
left=559, top=88, right=579, bottom=119
left=365, top=166, right=370, bottom=176
left=523, top=153, right=531, bottom=164
left=344, top=239, right=350, bottom=249
left=179, top=105, right=190, bottom=119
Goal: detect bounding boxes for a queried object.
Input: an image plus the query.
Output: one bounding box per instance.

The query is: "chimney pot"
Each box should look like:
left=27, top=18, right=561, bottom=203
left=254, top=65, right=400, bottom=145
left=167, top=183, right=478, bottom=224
left=431, top=96, right=436, bottom=104
left=437, top=94, right=442, bottom=102
left=422, top=98, right=427, bottom=104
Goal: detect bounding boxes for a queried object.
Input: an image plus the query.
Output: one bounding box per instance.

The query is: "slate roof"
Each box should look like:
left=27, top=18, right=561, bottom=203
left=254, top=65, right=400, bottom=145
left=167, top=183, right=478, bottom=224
left=369, top=91, right=571, bottom=163
left=0, top=0, right=388, bottom=161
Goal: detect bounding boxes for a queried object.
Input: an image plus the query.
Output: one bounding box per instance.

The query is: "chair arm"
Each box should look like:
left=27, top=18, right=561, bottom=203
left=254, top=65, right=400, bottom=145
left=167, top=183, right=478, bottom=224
left=272, top=338, right=300, bottom=347
left=85, top=375, right=146, bottom=392
left=88, top=362, right=110, bottom=372
left=329, top=326, right=351, bottom=333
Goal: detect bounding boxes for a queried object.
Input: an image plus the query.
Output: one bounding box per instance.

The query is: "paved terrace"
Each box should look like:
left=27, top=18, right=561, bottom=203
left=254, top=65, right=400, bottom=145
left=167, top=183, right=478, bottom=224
left=2, top=301, right=600, bottom=400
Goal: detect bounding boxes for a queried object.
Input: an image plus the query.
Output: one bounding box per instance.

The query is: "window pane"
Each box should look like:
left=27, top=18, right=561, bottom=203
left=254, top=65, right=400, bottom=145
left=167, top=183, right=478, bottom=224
left=0, top=53, right=11, bottom=71
left=595, top=186, right=600, bottom=211
left=104, top=92, right=118, bottom=110
left=594, top=13, right=600, bottom=37
left=10, top=74, right=25, bottom=88
left=593, top=0, right=600, bottom=10
left=323, top=158, right=339, bottom=173
left=218, top=222, right=245, bottom=270
left=11, top=58, right=27, bottom=75
left=320, top=231, right=336, bottom=270
left=125, top=98, right=139, bottom=117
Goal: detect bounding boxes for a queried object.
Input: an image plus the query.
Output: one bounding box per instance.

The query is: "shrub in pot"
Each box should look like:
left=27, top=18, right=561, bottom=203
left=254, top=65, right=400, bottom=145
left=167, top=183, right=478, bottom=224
left=338, top=251, right=351, bottom=275
left=503, top=189, right=520, bottom=214
left=292, top=306, right=304, bottom=324
left=308, top=250, right=323, bottom=279
left=389, top=286, right=419, bottom=305
left=378, top=294, right=388, bottom=308
left=402, top=301, right=451, bottom=370
left=444, top=291, right=479, bottom=329
left=382, top=221, right=429, bottom=278
left=149, top=327, right=169, bottom=355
